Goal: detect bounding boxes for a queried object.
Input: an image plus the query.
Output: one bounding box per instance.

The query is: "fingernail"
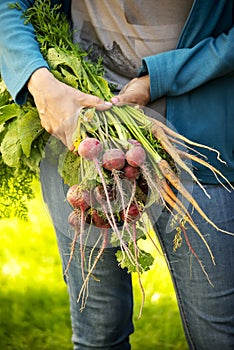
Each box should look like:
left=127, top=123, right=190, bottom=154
left=104, top=101, right=112, bottom=106
left=111, top=97, right=119, bottom=104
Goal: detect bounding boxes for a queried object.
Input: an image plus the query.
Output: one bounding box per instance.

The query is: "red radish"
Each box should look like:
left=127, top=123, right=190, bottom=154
left=125, top=146, right=146, bottom=167
left=128, top=139, right=141, bottom=147
left=66, top=184, right=91, bottom=210
left=65, top=208, right=83, bottom=277
left=102, top=148, right=125, bottom=171
left=68, top=210, right=80, bottom=228
left=92, top=210, right=110, bottom=228
left=66, top=184, right=92, bottom=281
left=122, top=164, right=140, bottom=180
left=94, top=184, right=116, bottom=204
left=120, top=203, right=141, bottom=223
left=78, top=137, right=103, bottom=159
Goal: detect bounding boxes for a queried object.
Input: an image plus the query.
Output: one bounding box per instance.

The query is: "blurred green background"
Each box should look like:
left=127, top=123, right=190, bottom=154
left=0, top=181, right=188, bottom=350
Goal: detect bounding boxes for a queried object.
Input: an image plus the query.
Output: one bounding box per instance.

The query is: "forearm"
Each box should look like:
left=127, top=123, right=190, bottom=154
left=141, top=26, right=234, bottom=101
left=0, top=0, right=49, bottom=104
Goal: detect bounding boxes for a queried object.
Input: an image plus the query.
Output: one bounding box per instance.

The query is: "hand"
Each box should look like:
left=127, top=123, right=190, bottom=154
left=28, top=68, right=112, bottom=149
left=111, top=75, right=150, bottom=106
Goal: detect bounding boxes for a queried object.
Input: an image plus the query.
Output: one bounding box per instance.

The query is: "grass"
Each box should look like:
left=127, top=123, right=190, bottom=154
left=0, top=181, right=188, bottom=350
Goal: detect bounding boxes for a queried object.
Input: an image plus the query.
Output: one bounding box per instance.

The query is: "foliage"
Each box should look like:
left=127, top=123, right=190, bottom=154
left=0, top=159, right=35, bottom=220
left=0, top=75, right=50, bottom=219
left=116, top=244, right=154, bottom=273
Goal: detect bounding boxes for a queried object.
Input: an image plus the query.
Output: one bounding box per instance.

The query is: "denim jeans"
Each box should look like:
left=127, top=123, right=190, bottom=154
left=40, top=159, right=234, bottom=349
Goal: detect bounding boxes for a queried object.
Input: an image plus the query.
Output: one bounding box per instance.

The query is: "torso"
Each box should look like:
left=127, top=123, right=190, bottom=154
left=72, top=0, right=193, bottom=113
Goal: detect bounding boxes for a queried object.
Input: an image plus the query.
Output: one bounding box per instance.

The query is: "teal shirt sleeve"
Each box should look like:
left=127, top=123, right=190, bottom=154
left=0, top=0, right=49, bottom=105
left=141, top=26, right=234, bottom=102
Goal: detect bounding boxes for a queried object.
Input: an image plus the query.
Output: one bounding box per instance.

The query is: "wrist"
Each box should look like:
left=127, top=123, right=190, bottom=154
left=28, top=67, right=53, bottom=94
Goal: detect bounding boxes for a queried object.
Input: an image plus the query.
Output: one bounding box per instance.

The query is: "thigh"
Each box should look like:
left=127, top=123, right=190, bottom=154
left=154, top=184, right=234, bottom=350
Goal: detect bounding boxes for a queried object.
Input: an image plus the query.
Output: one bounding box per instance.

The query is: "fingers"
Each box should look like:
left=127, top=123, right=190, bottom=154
left=79, top=93, right=112, bottom=110
left=119, top=78, right=139, bottom=95
left=111, top=92, right=139, bottom=106
left=51, top=108, right=80, bottom=149
left=52, top=95, right=113, bottom=149
left=111, top=75, right=151, bottom=107
left=95, top=101, right=113, bottom=111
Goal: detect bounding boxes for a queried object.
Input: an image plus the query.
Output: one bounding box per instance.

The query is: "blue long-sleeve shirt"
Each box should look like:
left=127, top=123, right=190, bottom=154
left=1, top=0, right=234, bottom=183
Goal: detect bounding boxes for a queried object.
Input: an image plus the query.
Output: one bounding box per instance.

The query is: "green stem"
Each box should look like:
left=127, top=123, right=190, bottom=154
left=112, top=106, right=162, bottom=162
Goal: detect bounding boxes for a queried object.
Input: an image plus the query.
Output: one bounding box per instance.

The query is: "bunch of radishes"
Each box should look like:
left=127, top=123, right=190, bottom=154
left=66, top=137, right=149, bottom=231
left=65, top=137, right=154, bottom=311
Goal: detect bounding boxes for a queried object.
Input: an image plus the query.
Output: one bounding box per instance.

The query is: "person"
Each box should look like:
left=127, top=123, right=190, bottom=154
left=1, top=0, right=234, bottom=349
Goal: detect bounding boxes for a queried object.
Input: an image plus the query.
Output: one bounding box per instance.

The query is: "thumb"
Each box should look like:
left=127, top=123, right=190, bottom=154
left=81, top=93, right=113, bottom=110
left=110, top=76, right=150, bottom=106
left=110, top=92, right=141, bottom=106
